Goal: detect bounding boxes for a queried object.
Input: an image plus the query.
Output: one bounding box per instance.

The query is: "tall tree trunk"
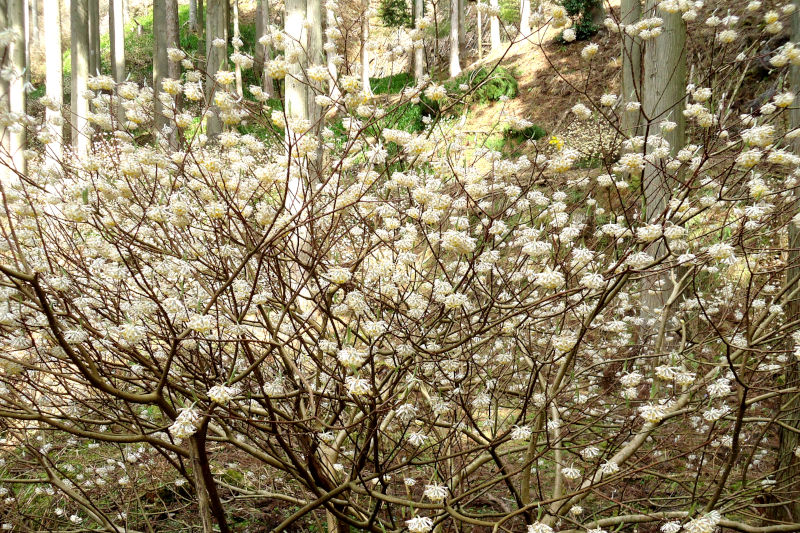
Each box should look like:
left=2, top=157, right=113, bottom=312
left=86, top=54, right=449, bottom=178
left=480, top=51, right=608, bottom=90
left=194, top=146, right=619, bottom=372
left=640, top=0, right=686, bottom=319
left=255, top=0, right=271, bottom=94
left=520, top=0, right=531, bottom=35
left=109, top=0, right=126, bottom=83
left=307, top=0, right=322, bottom=122
left=477, top=7, right=482, bottom=58
left=621, top=0, right=642, bottom=138
left=226, top=0, right=231, bottom=41
left=189, top=0, right=199, bottom=32
left=360, top=0, right=370, bottom=93
left=153, top=0, right=169, bottom=135
left=23, top=0, right=29, bottom=84
left=7, top=0, right=27, bottom=176
left=198, top=0, right=204, bottom=34
left=285, top=0, right=308, bottom=120
left=205, top=0, right=226, bottom=138
left=166, top=0, right=181, bottom=147
left=449, top=0, right=461, bottom=77
left=325, top=6, right=339, bottom=100
left=642, top=0, right=685, bottom=222
left=777, top=2, right=800, bottom=522
left=28, top=0, right=37, bottom=44
left=88, top=0, right=99, bottom=75
left=414, top=0, right=424, bottom=82
left=458, top=0, right=465, bottom=56
left=109, top=0, right=125, bottom=125
left=232, top=0, right=243, bottom=97
left=70, top=0, right=89, bottom=158
left=490, top=0, right=500, bottom=51
left=44, top=0, right=62, bottom=168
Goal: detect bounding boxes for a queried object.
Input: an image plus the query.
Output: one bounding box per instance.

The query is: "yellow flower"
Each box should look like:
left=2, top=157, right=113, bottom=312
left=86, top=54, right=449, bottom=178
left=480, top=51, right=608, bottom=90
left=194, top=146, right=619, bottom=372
left=549, top=135, right=564, bottom=151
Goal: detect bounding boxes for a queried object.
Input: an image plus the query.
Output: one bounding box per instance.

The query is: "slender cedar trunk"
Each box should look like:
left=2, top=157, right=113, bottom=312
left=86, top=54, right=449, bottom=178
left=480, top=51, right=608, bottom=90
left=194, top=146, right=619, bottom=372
left=285, top=0, right=307, bottom=122
left=88, top=0, right=99, bottom=75
left=449, top=0, right=461, bottom=77
left=326, top=6, right=339, bottom=100
left=28, top=0, right=36, bottom=44
left=109, top=0, right=125, bottom=125
left=226, top=0, right=231, bottom=41
left=360, top=0, right=371, bottom=93
left=641, top=0, right=686, bottom=324
left=776, top=2, right=800, bottom=521
left=153, top=0, right=169, bottom=135
left=490, top=0, right=500, bottom=50
left=259, top=0, right=274, bottom=97
left=198, top=0, right=204, bottom=35
left=70, top=0, right=89, bottom=158
left=307, top=0, right=323, bottom=123
left=477, top=6, right=482, bottom=58
left=520, top=0, right=531, bottom=35
left=458, top=0, right=465, bottom=56
left=166, top=0, right=182, bottom=147
left=254, top=0, right=265, bottom=87
left=189, top=0, right=198, bottom=31
left=414, top=0, right=424, bottom=82
left=621, top=0, right=642, bottom=137
left=205, top=0, right=226, bottom=138
left=44, top=0, right=62, bottom=168
left=7, top=0, right=27, bottom=177
left=232, top=0, right=243, bottom=98
left=23, top=0, right=29, bottom=84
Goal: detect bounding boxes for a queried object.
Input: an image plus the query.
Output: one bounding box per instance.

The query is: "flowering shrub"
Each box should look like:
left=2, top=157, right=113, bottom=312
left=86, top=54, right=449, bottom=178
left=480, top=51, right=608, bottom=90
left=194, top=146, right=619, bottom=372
left=0, top=0, right=799, bottom=531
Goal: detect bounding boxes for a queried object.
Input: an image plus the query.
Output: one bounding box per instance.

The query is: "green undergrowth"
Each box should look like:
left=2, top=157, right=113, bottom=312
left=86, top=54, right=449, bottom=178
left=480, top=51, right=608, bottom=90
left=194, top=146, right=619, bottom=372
left=446, top=66, right=519, bottom=104
left=370, top=72, right=415, bottom=95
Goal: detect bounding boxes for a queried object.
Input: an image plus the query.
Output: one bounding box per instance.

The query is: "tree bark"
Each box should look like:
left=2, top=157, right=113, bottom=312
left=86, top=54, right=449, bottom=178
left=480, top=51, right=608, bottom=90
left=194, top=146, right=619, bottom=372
left=28, top=0, right=37, bottom=45
left=776, top=2, right=800, bottom=522
left=7, top=0, right=27, bottom=176
left=44, top=0, right=62, bottom=167
left=205, top=0, right=226, bottom=138
left=190, top=428, right=230, bottom=533
left=621, top=0, right=642, bottom=137
left=232, top=0, right=243, bottom=97
left=189, top=0, right=198, bottom=32
left=307, top=0, right=323, bottom=122
left=70, top=0, right=89, bottom=158
left=360, top=0, right=371, bottom=93
left=458, top=0, right=465, bottom=56
left=520, top=0, right=531, bottom=35
left=449, top=0, right=461, bottom=77
left=326, top=6, right=339, bottom=100
left=642, top=0, right=685, bottom=221
left=414, top=0, right=424, bottom=82
left=640, top=0, right=686, bottom=320
left=109, top=0, right=126, bottom=84
left=490, top=0, right=500, bottom=51
left=153, top=0, right=169, bottom=134
left=166, top=0, right=181, bottom=147
left=23, top=0, right=30, bottom=84
left=285, top=0, right=308, bottom=120
left=477, top=7, right=482, bottom=59
left=109, top=0, right=125, bottom=125
left=88, top=0, right=99, bottom=75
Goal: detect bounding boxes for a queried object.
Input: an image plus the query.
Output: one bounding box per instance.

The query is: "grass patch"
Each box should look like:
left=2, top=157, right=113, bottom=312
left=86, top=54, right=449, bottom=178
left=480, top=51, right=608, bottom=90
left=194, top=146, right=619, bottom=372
left=447, top=66, right=519, bottom=104
left=370, top=72, right=415, bottom=95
